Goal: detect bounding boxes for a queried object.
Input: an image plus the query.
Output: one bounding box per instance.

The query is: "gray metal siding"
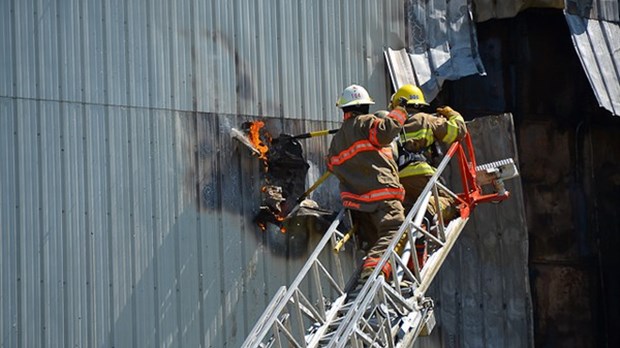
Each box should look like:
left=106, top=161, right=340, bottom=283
left=2, top=0, right=406, bottom=120
left=1, top=1, right=532, bottom=347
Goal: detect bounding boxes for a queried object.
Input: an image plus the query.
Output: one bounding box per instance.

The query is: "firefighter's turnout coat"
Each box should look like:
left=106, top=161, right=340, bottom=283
left=399, top=109, right=467, bottom=178
left=327, top=108, right=407, bottom=212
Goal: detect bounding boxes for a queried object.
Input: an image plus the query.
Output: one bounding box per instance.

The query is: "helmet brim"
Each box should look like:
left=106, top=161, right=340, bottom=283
left=337, top=100, right=375, bottom=108
left=406, top=100, right=429, bottom=107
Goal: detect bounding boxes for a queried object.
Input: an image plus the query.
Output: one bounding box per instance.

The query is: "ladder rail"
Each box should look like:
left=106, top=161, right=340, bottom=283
left=242, top=209, right=353, bottom=348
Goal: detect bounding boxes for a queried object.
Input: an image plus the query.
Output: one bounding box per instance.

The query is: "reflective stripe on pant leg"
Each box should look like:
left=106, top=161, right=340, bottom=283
left=362, top=257, right=392, bottom=280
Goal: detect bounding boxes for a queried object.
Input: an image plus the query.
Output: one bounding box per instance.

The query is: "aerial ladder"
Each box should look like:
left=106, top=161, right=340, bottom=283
left=242, top=132, right=519, bottom=348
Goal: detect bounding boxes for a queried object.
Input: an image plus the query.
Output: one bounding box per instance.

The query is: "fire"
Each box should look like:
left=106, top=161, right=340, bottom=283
left=277, top=216, right=287, bottom=234
left=248, top=121, right=270, bottom=160
left=243, top=120, right=295, bottom=234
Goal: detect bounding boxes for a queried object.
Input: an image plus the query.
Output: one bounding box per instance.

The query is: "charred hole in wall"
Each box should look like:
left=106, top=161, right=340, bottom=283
left=236, top=120, right=337, bottom=259
left=183, top=113, right=336, bottom=259
left=443, top=8, right=620, bottom=347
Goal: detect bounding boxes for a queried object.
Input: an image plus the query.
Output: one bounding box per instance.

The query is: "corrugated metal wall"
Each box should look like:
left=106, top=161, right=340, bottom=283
left=1, top=1, right=533, bottom=347
left=0, top=0, right=407, bottom=120
left=1, top=1, right=408, bottom=347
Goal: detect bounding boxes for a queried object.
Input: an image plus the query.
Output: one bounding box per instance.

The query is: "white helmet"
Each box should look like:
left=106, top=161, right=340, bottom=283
left=336, top=84, right=375, bottom=108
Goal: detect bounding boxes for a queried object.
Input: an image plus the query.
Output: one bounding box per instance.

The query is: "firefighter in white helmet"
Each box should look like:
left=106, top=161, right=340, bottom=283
left=327, top=84, right=408, bottom=286
left=390, top=84, right=467, bottom=267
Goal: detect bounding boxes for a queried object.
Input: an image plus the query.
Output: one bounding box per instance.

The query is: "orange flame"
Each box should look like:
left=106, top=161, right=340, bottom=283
left=248, top=121, right=270, bottom=160
left=247, top=121, right=290, bottom=233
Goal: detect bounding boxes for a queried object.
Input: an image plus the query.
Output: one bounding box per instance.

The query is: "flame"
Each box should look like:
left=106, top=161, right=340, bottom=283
left=248, top=121, right=270, bottom=160
left=245, top=120, right=290, bottom=233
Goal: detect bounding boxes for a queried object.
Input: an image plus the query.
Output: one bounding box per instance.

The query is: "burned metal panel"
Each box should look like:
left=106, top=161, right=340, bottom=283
left=532, top=265, right=596, bottom=347
left=419, top=114, right=533, bottom=347
left=385, top=0, right=485, bottom=103
left=586, top=125, right=620, bottom=345
left=518, top=118, right=604, bottom=346
left=472, top=0, right=564, bottom=22
left=520, top=117, right=620, bottom=346
left=565, top=13, right=620, bottom=116
left=446, top=9, right=619, bottom=346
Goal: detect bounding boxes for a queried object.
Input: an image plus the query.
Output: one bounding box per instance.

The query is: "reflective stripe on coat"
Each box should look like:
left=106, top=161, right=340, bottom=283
left=327, top=108, right=407, bottom=211
left=399, top=111, right=466, bottom=179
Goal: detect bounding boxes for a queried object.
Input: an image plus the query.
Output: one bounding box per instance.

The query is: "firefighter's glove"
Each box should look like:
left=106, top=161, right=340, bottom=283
left=436, top=106, right=458, bottom=118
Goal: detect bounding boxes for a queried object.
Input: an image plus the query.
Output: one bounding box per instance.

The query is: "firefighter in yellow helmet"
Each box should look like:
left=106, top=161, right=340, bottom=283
left=391, top=84, right=467, bottom=266
left=327, top=84, right=408, bottom=286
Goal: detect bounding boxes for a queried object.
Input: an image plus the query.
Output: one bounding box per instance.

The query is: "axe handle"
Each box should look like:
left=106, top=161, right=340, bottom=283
left=334, top=225, right=356, bottom=253
left=292, top=129, right=338, bottom=139
left=298, top=171, right=331, bottom=202
left=283, top=171, right=332, bottom=220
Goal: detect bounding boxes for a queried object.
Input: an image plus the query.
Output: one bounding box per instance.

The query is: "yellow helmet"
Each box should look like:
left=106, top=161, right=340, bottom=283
left=390, top=84, right=428, bottom=109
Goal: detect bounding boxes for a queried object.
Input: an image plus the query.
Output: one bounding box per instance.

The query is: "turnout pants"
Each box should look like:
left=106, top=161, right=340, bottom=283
left=351, top=199, right=405, bottom=280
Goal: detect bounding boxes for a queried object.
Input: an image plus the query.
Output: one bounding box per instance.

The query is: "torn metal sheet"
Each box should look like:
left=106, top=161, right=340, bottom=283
left=565, top=0, right=620, bottom=22
left=565, top=13, right=620, bottom=116
left=385, top=0, right=486, bottom=102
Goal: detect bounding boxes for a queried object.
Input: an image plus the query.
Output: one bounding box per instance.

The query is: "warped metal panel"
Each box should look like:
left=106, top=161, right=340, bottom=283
left=385, top=0, right=485, bottom=103
left=566, top=13, right=620, bottom=116
left=566, top=0, right=620, bottom=22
